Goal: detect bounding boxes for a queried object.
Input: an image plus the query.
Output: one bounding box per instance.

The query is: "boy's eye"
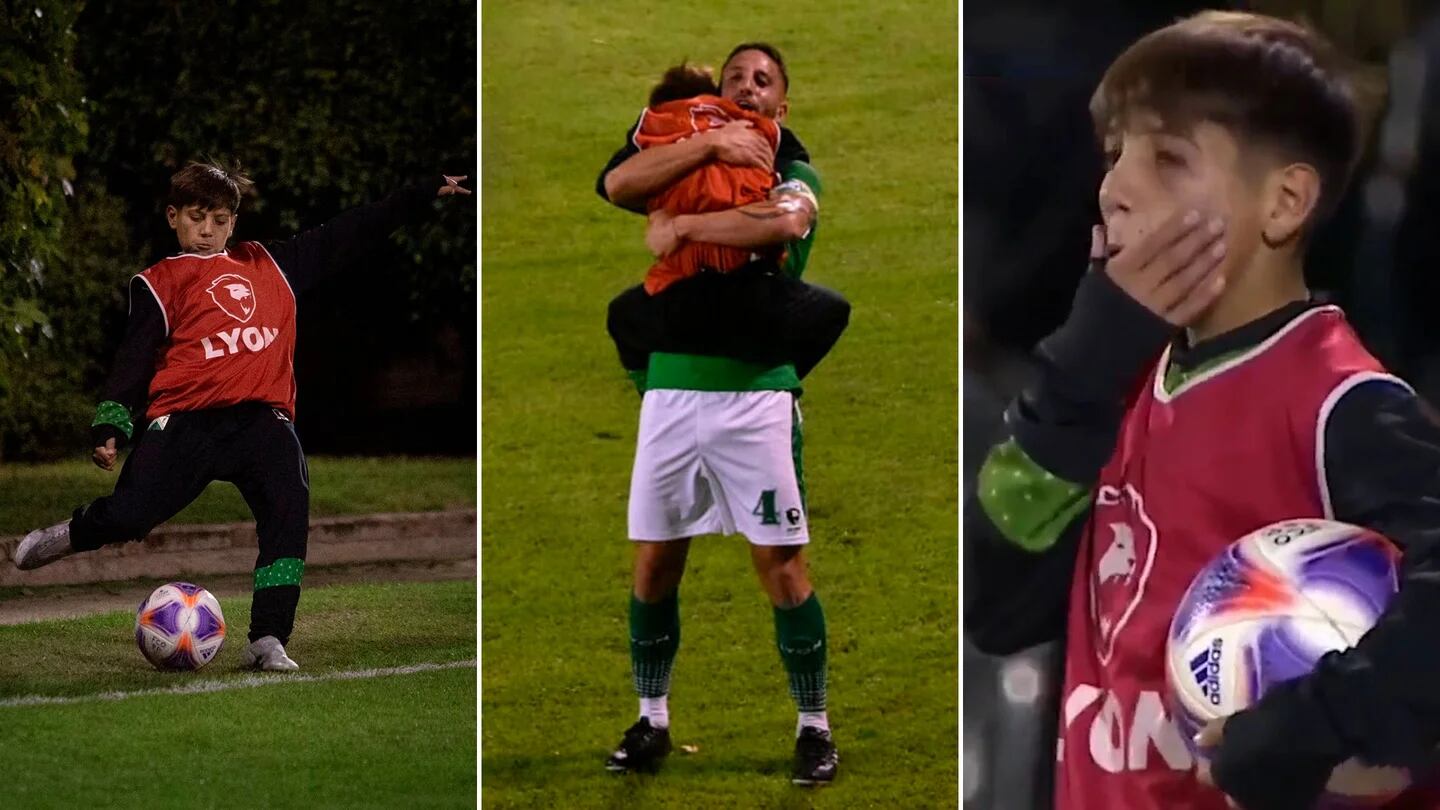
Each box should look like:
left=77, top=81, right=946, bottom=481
left=1103, top=148, right=1121, bottom=170
left=1155, top=148, right=1186, bottom=167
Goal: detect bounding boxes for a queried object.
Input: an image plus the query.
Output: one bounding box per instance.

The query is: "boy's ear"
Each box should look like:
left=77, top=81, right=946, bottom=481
left=165, top=205, right=179, bottom=229
left=1263, top=163, right=1322, bottom=248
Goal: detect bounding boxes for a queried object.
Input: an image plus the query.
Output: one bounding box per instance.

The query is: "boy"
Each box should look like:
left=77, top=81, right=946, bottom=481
left=14, top=162, right=469, bottom=672
left=599, top=43, right=849, bottom=389
left=965, top=11, right=1440, bottom=810
left=632, top=63, right=787, bottom=296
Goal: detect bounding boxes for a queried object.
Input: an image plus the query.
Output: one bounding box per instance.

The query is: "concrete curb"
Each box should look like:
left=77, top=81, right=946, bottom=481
left=0, top=509, right=476, bottom=588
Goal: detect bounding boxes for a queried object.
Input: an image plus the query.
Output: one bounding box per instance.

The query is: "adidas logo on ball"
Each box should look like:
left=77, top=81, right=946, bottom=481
left=1188, top=639, right=1223, bottom=706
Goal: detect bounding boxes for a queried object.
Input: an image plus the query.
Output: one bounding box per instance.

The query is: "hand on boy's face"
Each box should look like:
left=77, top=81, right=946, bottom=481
left=1096, top=207, right=1228, bottom=328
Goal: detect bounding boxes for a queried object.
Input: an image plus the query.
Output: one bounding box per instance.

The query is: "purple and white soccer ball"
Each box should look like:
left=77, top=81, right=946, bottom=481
left=1166, top=519, right=1412, bottom=805
left=135, top=582, right=227, bottom=671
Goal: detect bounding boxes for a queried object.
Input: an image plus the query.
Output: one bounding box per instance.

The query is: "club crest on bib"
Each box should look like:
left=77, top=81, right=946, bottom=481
left=1089, top=483, right=1160, bottom=664
left=690, top=103, right=735, bottom=130
left=207, top=274, right=256, bottom=323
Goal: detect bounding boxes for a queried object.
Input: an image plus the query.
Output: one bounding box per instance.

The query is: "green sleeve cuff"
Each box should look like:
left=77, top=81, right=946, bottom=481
left=977, top=439, right=1091, bottom=552
left=91, top=400, right=134, bottom=440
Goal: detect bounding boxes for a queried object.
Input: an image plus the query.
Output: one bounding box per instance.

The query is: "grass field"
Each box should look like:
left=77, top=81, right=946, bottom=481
left=0, top=579, right=476, bottom=809
left=481, top=1, right=957, bottom=807
left=0, top=456, right=476, bottom=534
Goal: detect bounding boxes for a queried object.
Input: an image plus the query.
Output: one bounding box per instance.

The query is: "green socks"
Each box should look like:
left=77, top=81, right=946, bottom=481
left=774, top=592, right=828, bottom=715
left=630, top=590, right=680, bottom=700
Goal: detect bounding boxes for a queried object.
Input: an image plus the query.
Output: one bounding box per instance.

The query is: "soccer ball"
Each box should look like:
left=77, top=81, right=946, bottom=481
left=1166, top=519, right=1412, bottom=804
left=134, top=582, right=227, bottom=671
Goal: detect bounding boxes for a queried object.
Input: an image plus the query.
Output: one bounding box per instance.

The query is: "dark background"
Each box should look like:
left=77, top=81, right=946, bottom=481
left=0, top=0, right=476, bottom=461
left=965, top=0, right=1437, bottom=807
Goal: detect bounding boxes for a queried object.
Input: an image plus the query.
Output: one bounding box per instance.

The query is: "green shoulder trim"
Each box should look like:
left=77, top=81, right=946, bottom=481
left=91, top=400, right=134, bottom=440
left=976, top=439, right=1090, bottom=552
left=646, top=353, right=799, bottom=392
left=1161, top=346, right=1248, bottom=395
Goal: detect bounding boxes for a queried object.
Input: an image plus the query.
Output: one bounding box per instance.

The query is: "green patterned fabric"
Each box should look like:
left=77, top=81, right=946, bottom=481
left=977, top=439, right=1090, bottom=552
left=91, top=400, right=134, bottom=440
left=254, top=557, right=305, bottom=589
left=630, top=591, right=680, bottom=699
left=774, top=592, right=827, bottom=713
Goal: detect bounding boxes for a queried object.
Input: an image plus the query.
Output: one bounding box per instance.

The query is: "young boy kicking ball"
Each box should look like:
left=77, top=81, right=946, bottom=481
left=14, top=162, right=469, bottom=672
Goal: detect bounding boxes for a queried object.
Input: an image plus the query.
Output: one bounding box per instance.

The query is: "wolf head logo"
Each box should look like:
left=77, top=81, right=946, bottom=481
left=1089, top=484, right=1160, bottom=665
left=207, top=274, right=256, bottom=323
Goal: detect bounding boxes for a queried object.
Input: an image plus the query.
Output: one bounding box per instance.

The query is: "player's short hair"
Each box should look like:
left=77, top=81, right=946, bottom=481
left=722, top=42, right=789, bottom=92
left=169, top=161, right=252, bottom=214
left=649, top=63, right=719, bottom=107
left=1091, top=11, right=1379, bottom=224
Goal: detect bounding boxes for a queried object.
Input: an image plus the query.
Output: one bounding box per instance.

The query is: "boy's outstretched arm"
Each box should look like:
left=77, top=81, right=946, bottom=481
left=1207, top=382, right=1440, bottom=809
left=966, top=213, right=1226, bottom=654
left=263, top=174, right=469, bottom=296
left=90, top=277, right=166, bottom=470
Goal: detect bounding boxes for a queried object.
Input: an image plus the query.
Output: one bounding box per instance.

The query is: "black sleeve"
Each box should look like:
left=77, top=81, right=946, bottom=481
left=776, top=127, right=810, bottom=173
left=962, top=267, right=1176, bottom=655
left=1211, top=380, right=1440, bottom=808
left=263, top=180, right=438, bottom=295
left=964, top=506, right=1085, bottom=655
left=596, top=114, right=644, bottom=210
left=92, top=277, right=165, bottom=447
left=1304, top=381, right=1440, bottom=762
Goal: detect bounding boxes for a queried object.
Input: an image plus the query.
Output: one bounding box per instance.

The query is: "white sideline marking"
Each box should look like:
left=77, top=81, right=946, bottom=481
left=0, top=659, right=476, bottom=708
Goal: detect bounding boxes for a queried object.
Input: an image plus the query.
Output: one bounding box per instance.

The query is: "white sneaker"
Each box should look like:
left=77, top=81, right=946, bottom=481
left=241, top=636, right=300, bottom=672
left=14, top=521, right=75, bottom=570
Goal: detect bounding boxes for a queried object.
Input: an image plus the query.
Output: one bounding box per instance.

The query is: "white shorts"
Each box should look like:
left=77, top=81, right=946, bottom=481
left=628, top=389, right=809, bottom=546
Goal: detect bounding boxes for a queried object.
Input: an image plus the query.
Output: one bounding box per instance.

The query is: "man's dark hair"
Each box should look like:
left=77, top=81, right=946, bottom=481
left=649, top=63, right=719, bottom=106
left=1090, top=11, right=1380, bottom=225
left=169, top=161, right=253, bottom=213
left=722, top=42, right=789, bottom=91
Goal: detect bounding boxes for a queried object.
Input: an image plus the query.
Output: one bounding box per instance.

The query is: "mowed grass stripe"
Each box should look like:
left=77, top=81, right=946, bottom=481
left=0, top=658, right=477, bottom=708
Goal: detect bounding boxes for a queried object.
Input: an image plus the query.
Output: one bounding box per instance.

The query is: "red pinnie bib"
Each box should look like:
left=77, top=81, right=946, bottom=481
left=1052, top=307, right=1440, bottom=809
left=137, top=241, right=297, bottom=421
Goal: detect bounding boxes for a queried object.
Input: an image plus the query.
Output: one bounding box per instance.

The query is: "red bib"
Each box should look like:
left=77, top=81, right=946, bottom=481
left=1052, top=307, right=1438, bottom=809
left=137, top=241, right=298, bottom=421
left=633, top=95, right=781, bottom=294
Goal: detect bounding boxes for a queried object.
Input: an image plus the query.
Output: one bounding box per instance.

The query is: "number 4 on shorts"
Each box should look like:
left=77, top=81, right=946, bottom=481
left=752, top=489, right=779, bottom=525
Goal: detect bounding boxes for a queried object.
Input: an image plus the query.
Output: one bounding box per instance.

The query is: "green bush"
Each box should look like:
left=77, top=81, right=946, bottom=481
left=0, top=1, right=475, bottom=461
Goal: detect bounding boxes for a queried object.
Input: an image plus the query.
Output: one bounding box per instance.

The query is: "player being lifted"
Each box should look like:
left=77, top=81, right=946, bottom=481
left=598, top=44, right=840, bottom=786
left=13, top=162, right=470, bottom=672
left=601, top=45, right=849, bottom=391
left=967, top=11, right=1440, bottom=810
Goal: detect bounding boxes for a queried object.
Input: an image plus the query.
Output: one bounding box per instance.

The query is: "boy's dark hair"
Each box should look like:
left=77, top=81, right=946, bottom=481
left=1091, top=11, right=1381, bottom=225
left=168, top=161, right=253, bottom=213
left=722, top=42, right=789, bottom=91
left=649, top=63, right=719, bottom=107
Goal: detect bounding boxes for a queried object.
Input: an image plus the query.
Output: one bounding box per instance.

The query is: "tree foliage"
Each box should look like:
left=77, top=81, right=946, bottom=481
left=0, top=0, right=476, bottom=460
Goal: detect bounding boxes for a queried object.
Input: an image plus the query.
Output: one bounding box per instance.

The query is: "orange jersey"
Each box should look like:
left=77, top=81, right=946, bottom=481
left=633, top=95, right=781, bottom=294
